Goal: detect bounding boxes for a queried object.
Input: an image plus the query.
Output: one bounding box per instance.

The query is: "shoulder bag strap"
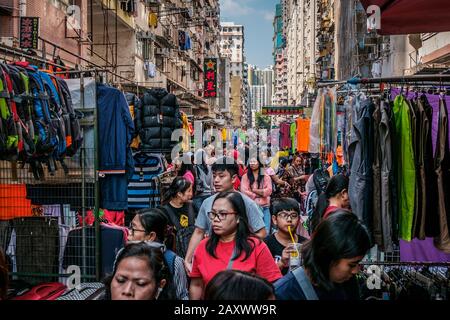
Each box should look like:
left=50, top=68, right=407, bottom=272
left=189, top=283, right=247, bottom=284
left=292, top=267, right=319, bottom=300
left=186, top=201, right=196, bottom=226
left=226, top=245, right=238, bottom=270
left=162, top=205, right=183, bottom=230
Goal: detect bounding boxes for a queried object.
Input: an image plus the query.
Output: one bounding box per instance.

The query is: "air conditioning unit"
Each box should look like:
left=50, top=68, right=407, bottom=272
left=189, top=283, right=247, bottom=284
left=0, top=37, right=14, bottom=47
left=144, top=0, right=161, bottom=7
left=155, top=47, right=170, bottom=56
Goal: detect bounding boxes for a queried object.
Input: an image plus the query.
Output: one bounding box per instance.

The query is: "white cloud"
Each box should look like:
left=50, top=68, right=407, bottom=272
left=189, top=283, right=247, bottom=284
left=220, top=0, right=254, bottom=17
left=262, top=11, right=274, bottom=22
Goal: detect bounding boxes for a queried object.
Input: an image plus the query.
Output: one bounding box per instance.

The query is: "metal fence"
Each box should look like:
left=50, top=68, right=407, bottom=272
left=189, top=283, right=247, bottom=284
left=0, top=144, right=98, bottom=286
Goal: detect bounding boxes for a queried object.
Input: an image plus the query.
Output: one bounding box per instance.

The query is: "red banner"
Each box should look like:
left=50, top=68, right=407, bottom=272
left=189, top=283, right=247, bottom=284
left=204, top=58, right=217, bottom=98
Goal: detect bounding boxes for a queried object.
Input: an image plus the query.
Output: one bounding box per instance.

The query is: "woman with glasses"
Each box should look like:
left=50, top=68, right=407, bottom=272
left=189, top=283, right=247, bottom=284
left=264, top=198, right=308, bottom=275
left=127, top=208, right=189, bottom=300
left=240, top=157, right=273, bottom=234
left=189, top=191, right=282, bottom=300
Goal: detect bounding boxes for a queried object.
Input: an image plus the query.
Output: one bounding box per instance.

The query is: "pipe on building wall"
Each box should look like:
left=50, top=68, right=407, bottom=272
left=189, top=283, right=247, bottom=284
left=19, top=0, right=26, bottom=17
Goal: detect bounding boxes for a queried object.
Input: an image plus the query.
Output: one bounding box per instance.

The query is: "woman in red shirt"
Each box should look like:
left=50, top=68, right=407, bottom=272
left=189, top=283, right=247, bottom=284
left=189, top=191, right=282, bottom=300
left=310, top=174, right=350, bottom=233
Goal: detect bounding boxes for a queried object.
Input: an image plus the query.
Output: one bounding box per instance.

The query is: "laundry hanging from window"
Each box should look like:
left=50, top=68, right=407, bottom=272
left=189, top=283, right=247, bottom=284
left=179, top=30, right=192, bottom=51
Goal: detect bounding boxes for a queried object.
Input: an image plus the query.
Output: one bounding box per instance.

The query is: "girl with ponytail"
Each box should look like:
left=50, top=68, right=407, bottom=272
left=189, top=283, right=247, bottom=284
left=310, top=174, right=350, bottom=233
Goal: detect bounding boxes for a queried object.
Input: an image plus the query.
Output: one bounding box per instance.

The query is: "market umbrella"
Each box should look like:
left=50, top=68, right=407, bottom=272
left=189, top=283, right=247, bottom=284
left=359, top=0, right=450, bottom=35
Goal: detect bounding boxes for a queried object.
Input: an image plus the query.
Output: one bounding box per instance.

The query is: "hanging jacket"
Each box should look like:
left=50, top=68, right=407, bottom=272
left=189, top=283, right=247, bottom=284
left=434, top=97, right=450, bottom=253
left=135, top=88, right=182, bottom=151
left=392, top=95, right=416, bottom=242
left=348, top=97, right=375, bottom=236
left=97, top=84, right=134, bottom=171
left=378, top=100, right=395, bottom=252
left=97, top=84, right=135, bottom=210
left=372, top=101, right=383, bottom=247
left=413, top=96, right=438, bottom=239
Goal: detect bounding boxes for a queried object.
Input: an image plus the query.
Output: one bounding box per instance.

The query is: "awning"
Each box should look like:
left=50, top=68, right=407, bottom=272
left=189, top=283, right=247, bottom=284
left=360, top=0, right=450, bottom=35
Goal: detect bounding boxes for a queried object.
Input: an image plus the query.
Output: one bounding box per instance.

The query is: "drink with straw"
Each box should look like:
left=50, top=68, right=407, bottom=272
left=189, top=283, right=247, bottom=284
left=288, top=226, right=302, bottom=271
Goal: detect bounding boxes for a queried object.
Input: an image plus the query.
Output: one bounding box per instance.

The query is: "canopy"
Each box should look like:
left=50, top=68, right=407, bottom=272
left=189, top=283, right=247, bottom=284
left=360, top=0, right=450, bottom=35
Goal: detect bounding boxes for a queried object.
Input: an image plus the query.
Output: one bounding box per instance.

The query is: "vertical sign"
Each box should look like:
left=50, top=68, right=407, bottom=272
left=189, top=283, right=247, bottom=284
left=20, top=17, right=40, bottom=49
left=204, top=58, right=217, bottom=98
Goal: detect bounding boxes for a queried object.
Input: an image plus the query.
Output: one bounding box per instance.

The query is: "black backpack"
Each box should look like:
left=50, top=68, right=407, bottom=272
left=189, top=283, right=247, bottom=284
left=313, top=169, right=330, bottom=194
left=160, top=202, right=196, bottom=259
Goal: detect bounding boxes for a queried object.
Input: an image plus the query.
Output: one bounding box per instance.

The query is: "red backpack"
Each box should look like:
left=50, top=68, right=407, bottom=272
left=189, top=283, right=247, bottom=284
left=12, top=282, right=67, bottom=300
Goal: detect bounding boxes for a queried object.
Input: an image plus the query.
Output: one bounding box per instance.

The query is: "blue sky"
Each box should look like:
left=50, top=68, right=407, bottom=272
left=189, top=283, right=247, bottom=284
left=219, top=0, right=279, bottom=69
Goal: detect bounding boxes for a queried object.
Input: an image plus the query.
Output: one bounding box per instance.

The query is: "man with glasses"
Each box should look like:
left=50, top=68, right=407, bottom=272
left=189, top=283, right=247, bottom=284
left=264, top=198, right=308, bottom=275
left=184, top=157, right=266, bottom=273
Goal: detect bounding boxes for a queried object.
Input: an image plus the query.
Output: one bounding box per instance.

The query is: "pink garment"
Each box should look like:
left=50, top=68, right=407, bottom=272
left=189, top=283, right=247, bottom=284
left=265, top=167, right=276, bottom=176
left=280, top=123, right=292, bottom=150
left=183, top=171, right=195, bottom=184
left=240, top=173, right=272, bottom=207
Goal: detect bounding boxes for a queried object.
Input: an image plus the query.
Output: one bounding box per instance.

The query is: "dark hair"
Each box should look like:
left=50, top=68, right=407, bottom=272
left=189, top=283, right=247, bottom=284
left=302, top=210, right=371, bottom=291
left=279, top=157, right=289, bottom=168
left=0, top=248, right=8, bottom=300
left=206, top=191, right=257, bottom=262
left=163, top=176, right=192, bottom=204
left=176, top=154, right=196, bottom=180
left=211, top=156, right=239, bottom=177
left=270, top=197, right=300, bottom=216
left=103, top=242, right=176, bottom=300
left=194, top=149, right=209, bottom=173
left=247, top=157, right=265, bottom=188
left=311, top=174, right=349, bottom=232
left=136, top=208, right=168, bottom=243
left=292, top=154, right=304, bottom=164
left=205, top=270, right=274, bottom=300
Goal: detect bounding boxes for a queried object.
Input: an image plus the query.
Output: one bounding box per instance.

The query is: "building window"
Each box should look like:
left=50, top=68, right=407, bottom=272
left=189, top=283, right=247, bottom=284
left=50, top=0, right=70, bottom=11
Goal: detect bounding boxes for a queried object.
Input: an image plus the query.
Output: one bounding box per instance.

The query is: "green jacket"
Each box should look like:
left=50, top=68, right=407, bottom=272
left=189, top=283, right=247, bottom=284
left=393, top=95, right=416, bottom=241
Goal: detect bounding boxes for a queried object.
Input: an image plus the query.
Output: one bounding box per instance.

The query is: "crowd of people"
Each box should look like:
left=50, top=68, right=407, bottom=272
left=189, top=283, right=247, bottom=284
left=0, top=147, right=371, bottom=301
left=98, top=145, right=371, bottom=301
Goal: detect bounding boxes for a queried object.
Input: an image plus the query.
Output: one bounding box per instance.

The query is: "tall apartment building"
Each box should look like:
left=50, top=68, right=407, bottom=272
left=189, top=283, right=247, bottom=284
left=220, top=22, right=248, bottom=127
left=273, top=3, right=288, bottom=106
left=249, top=65, right=274, bottom=105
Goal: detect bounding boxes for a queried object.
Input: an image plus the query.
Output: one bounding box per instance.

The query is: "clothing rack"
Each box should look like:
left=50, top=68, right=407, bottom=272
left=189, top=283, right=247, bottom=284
left=0, top=44, right=147, bottom=90
left=318, top=74, right=450, bottom=87
left=360, top=261, right=450, bottom=267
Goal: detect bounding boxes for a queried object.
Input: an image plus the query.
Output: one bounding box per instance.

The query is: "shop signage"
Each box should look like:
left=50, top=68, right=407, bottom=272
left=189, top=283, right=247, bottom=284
left=20, top=17, right=39, bottom=49
left=204, top=58, right=217, bottom=98
left=262, top=106, right=303, bottom=115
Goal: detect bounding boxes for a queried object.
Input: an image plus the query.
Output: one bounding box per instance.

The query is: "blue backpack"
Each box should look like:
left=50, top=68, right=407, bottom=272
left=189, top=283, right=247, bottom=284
left=163, top=249, right=177, bottom=276
left=39, top=71, right=67, bottom=158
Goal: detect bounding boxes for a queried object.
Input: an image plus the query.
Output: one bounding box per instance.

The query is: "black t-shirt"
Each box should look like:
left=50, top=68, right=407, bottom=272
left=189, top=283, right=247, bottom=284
left=264, top=233, right=307, bottom=275
left=162, top=203, right=192, bottom=230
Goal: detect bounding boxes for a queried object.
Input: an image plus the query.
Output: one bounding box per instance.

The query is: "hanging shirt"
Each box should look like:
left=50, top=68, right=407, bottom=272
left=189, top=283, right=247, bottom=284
left=290, top=122, right=297, bottom=154
left=148, top=13, right=158, bottom=28
left=280, top=123, right=291, bottom=150
left=296, top=118, right=311, bottom=153
left=221, top=128, right=227, bottom=142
